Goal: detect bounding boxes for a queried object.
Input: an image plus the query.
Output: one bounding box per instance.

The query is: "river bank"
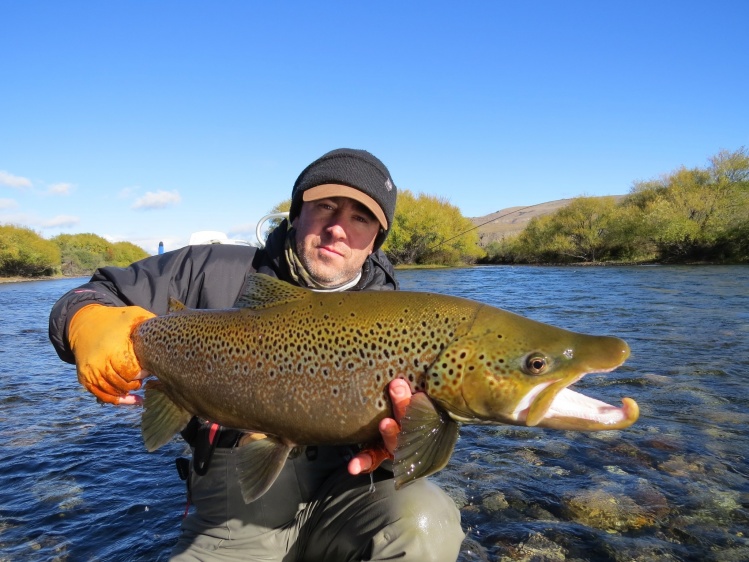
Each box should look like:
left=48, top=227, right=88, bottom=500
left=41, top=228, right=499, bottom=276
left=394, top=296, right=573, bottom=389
left=0, top=275, right=66, bottom=284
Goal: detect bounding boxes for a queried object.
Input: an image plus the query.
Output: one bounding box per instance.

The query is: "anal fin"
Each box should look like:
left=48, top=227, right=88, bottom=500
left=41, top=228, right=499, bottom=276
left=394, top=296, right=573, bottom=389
left=393, top=393, right=460, bottom=489
left=235, top=436, right=293, bottom=503
left=141, top=381, right=192, bottom=452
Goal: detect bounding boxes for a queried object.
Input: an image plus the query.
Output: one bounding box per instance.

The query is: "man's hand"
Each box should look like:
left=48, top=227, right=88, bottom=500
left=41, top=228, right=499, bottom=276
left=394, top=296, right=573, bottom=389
left=348, top=378, right=412, bottom=475
left=68, top=304, right=156, bottom=405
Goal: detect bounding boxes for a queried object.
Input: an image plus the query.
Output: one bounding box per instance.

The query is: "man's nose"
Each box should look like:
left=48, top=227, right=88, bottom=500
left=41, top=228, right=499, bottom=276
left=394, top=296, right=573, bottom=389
left=325, top=218, right=347, bottom=239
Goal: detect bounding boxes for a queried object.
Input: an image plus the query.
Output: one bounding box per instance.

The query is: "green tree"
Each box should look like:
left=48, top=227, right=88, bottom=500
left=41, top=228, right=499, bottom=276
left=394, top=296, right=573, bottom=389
left=708, top=147, right=749, bottom=261
left=382, top=190, right=483, bottom=266
left=710, top=147, right=749, bottom=186
left=112, top=241, right=150, bottom=266
left=0, top=225, right=61, bottom=277
left=485, top=147, right=749, bottom=265
left=52, top=233, right=148, bottom=276
left=604, top=202, right=658, bottom=262
left=509, top=197, right=622, bottom=263
left=629, top=148, right=749, bottom=261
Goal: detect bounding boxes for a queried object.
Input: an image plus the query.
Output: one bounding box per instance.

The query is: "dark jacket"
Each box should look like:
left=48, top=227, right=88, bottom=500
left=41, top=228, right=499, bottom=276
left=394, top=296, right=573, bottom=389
left=49, top=221, right=398, bottom=364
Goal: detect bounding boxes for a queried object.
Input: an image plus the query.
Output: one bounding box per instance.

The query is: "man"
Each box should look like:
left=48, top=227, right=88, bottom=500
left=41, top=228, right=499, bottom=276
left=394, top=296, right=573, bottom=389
left=49, top=149, right=464, bottom=561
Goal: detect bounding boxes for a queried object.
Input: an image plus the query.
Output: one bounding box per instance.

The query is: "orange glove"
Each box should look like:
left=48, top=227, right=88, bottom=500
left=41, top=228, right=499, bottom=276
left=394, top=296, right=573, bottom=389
left=68, top=304, right=156, bottom=404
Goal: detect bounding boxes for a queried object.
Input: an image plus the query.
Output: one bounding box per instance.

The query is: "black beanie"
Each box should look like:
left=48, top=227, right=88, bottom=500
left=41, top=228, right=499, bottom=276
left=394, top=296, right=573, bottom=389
left=289, top=148, right=397, bottom=249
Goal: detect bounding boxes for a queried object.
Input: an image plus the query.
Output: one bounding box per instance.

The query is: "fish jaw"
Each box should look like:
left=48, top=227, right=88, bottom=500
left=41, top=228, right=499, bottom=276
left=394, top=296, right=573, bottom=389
left=521, top=336, right=635, bottom=429
left=513, top=385, right=640, bottom=430
left=427, top=304, right=638, bottom=432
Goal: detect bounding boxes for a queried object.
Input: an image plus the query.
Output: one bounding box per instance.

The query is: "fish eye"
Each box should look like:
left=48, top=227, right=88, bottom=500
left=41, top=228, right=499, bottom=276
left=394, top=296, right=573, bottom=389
left=524, top=354, right=548, bottom=375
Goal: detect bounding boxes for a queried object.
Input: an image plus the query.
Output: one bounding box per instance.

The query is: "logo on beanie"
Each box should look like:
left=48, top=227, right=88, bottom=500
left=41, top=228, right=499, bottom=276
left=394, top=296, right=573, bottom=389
left=385, top=179, right=394, bottom=192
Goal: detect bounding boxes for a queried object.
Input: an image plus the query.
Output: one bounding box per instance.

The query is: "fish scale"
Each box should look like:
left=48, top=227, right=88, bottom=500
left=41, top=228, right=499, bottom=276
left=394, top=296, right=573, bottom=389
left=133, top=273, right=639, bottom=503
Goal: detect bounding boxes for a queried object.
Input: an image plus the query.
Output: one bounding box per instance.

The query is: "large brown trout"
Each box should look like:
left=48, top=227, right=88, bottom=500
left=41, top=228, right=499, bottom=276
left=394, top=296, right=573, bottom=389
left=133, top=273, right=639, bottom=503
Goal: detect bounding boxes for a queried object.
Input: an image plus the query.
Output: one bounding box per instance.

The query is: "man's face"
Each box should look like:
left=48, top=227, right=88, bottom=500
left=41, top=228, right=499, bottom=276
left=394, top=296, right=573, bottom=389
left=294, top=195, right=381, bottom=287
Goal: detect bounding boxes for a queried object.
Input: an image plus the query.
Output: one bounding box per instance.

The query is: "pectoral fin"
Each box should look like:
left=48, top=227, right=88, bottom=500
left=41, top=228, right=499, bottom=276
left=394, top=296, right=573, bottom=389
left=393, top=393, right=460, bottom=489
left=235, top=437, right=293, bottom=503
left=141, top=381, right=192, bottom=452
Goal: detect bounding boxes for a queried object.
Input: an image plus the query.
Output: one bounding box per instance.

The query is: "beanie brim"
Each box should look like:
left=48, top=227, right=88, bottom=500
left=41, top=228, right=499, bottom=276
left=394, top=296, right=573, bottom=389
left=302, top=183, right=389, bottom=229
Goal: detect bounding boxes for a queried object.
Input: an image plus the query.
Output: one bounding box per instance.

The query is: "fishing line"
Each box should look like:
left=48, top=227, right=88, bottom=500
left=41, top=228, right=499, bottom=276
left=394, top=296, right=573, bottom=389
left=425, top=202, right=547, bottom=252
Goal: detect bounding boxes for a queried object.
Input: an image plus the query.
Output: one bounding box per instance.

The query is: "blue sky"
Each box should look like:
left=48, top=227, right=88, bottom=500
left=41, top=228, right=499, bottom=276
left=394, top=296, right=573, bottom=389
left=2, top=1, right=747, bottom=254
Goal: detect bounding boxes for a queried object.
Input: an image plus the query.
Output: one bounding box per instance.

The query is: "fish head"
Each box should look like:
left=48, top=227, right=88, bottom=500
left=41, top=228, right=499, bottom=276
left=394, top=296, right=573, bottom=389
left=426, top=305, right=638, bottom=431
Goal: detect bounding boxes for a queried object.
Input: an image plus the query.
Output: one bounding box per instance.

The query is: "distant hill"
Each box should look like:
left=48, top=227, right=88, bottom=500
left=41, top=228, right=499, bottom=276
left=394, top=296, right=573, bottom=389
left=469, top=195, right=625, bottom=247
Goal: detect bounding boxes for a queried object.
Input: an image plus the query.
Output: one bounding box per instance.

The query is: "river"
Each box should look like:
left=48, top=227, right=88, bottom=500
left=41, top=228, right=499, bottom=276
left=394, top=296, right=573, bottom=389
left=0, top=265, right=747, bottom=561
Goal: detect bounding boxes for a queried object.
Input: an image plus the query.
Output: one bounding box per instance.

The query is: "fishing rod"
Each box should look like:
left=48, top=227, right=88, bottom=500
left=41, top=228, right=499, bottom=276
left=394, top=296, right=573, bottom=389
left=427, top=202, right=547, bottom=251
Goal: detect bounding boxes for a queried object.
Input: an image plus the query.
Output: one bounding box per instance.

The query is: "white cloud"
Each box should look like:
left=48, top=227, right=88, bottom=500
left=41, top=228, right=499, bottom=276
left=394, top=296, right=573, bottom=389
left=0, top=171, right=33, bottom=189
left=48, top=182, right=74, bottom=195
left=228, top=222, right=260, bottom=245
left=0, top=198, right=18, bottom=210
left=41, top=215, right=80, bottom=228
left=0, top=212, right=30, bottom=224
left=132, top=190, right=182, bottom=210
left=0, top=211, right=77, bottom=230
left=118, top=186, right=139, bottom=199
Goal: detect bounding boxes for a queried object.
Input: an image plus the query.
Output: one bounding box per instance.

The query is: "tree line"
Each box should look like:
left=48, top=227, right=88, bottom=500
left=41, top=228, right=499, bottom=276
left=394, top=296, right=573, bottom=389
left=482, top=148, right=749, bottom=264
left=3, top=147, right=746, bottom=279
left=0, top=228, right=149, bottom=278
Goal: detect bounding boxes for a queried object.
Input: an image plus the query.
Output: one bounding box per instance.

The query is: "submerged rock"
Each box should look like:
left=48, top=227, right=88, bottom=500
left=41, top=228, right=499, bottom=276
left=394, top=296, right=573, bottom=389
left=561, top=486, right=662, bottom=532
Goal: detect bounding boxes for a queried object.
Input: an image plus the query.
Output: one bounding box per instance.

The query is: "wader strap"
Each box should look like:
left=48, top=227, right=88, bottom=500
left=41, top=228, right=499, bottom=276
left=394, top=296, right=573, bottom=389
left=193, top=422, right=220, bottom=475
left=180, top=417, right=242, bottom=476
left=175, top=457, right=192, bottom=518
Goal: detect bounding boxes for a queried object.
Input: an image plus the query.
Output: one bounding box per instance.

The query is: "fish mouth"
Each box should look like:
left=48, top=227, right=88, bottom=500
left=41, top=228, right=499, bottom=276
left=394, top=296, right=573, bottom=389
left=516, top=374, right=640, bottom=431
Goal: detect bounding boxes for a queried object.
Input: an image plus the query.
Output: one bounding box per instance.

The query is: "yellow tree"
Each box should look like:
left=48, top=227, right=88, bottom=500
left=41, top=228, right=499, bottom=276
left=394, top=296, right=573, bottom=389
left=0, top=225, right=61, bottom=277
left=510, top=197, right=620, bottom=263
left=383, top=190, right=482, bottom=266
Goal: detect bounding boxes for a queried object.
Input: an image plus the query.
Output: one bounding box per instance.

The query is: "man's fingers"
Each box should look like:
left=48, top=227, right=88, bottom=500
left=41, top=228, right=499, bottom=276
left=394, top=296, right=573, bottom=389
left=379, top=418, right=400, bottom=454
left=389, top=378, right=412, bottom=422
left=348, top=379, right=413, bottom=475
left=88, top=384, right=120, bottom=404
left=117, top=394, right=143, bottom=406
left=348, top=454, right=373, bottom=475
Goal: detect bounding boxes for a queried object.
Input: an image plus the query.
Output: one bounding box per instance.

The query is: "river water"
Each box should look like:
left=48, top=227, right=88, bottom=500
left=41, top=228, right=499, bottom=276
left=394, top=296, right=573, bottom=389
left=0, top=265, right=747, bottom=561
